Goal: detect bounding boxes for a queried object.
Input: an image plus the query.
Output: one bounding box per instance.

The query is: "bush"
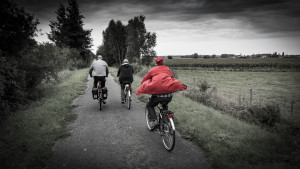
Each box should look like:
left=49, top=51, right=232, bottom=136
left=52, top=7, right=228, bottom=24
left=197, top=80, right=211, bottom=92
left=183, top=88, right=281, bottom=127
left=248, top=103, right=280, bottom=127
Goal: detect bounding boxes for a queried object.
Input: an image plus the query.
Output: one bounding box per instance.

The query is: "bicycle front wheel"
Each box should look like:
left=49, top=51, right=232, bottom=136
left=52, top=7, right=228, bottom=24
left=161, top=117, right=175, bottom=151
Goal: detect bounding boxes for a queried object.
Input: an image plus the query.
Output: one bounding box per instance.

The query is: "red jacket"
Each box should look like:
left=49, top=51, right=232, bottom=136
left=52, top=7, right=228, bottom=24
left=136, top=65, right=187, bottom=95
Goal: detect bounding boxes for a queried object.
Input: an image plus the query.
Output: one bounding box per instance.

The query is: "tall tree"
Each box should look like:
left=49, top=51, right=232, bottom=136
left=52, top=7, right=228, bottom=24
left=65, top=0, right=92, bottom=50
left=0, top=0, right=38, bottom=55
left=0, top=0, right=39, bottom=117
left=100, top=19, right=126, bottom=65
left=48, top=3, right=68, bottom=47
left=126, top=15, right=156, bottom=65
left=98, top=15, right=156, bottom=65
left=48, top=0, right=92, bottom=51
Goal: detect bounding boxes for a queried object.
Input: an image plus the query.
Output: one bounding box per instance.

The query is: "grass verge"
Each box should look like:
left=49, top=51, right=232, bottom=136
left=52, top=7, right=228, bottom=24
left=0, top=68, right=88, bottom=169
left=110, top=66, right=300, bottom=169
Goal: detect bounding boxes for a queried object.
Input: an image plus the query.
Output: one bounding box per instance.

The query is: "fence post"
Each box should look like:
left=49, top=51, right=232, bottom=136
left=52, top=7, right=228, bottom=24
left=249, top=88, right=252, bottom=106
left=214, top=83, right=217, bottom=97
left=193, top=78, right=195, bottom=88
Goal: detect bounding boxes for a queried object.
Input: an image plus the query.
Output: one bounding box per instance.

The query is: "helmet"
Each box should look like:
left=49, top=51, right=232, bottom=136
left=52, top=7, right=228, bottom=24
left=155, top=57, right=164, bottom=64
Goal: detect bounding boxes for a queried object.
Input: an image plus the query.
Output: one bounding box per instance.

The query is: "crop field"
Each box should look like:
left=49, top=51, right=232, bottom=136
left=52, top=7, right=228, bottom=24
left=174, top=69, right=300, bottom=120
left=164, top=58, right=300, bottom=71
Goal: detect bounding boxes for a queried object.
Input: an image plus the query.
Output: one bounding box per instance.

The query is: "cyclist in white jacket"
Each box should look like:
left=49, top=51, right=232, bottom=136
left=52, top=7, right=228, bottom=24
left=89, top=55, right=109, bottom=88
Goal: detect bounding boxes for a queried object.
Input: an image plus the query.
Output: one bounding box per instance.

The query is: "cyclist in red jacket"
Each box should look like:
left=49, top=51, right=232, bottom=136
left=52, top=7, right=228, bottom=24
left=136, top=57, right=187, bottom=123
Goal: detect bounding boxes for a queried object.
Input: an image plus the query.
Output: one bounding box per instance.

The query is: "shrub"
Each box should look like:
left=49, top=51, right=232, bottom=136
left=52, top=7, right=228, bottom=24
left=248, top=103, right=280, bottom=127
left=197, top=80, right=211, bottom=92
left=183, top=88, right=281, bottom=127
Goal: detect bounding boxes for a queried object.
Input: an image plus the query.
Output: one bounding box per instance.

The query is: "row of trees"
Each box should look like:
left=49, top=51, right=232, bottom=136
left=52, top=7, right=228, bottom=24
left=0, top=0, right=93, bottom=119
left=97, top=15, right=157, bottom=66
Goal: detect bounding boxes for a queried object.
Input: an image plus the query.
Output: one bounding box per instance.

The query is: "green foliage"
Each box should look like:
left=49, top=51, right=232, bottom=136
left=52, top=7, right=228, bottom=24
left=99, top=20, right=127, bottom=65
left=248, top=103, right=280, bottom=127
left=99, top=15, right=157, bottom=66
left=183, top=88, right=281, bottom=127
left=0, top=0, right=39, bottom=55
left=0, top=68, right=88, bottom=169
left=48, top=0, right=92, bottom=51
left=197, top=80, right=211, bottom=92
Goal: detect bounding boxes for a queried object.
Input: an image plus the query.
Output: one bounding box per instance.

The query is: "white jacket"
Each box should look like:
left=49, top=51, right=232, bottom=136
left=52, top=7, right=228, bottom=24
left=90, top=59, right=108, bottom=77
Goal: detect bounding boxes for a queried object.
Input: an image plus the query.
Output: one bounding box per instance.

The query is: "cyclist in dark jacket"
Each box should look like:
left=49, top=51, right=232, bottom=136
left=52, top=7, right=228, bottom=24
left=117, top=59, right=134, bottom=103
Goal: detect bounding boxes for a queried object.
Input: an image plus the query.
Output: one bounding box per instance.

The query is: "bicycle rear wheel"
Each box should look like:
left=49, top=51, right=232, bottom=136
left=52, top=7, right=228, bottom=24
left=145, top=107, right=156, bottom=131
left=127, top=90, right=131, bottom=110
left=99, top=97, right=102, bottom=111
left=161, top=117, right=175, bottom=151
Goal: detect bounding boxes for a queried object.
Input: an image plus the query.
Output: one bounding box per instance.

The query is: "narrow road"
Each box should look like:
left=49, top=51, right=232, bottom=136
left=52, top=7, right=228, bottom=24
left=45, top=74, right=212, bottom=169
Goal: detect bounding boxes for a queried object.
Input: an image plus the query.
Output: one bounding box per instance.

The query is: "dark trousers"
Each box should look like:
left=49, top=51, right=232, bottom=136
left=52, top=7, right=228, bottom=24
left=93, top=76, right=106, bottom=88
left=147, top=95, right=172, bottom=120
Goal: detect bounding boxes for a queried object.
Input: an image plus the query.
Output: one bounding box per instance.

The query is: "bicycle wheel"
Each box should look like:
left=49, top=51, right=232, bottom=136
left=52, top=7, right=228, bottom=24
left=99, top=94, right=102, bottom=111
left=145, top=107, right=156, bottom=131
left=127, top=90, right=131, bottom=110
left=161, top=117, right=175, bottom=151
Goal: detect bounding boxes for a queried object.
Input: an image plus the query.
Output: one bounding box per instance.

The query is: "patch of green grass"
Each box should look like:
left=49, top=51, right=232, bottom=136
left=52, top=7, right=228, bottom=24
left=0, top=68, right=88, bottom=169
left=176, top=70, right=300, bottom=120
left=170, top=95, right=299, bottom=169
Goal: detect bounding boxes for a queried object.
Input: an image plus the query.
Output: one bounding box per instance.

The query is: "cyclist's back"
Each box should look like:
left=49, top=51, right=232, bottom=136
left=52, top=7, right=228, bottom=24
left=136, top=57, right=187, bottom=122
left=89, top=55, right=108, bottom=88
left=117, top=59, right=134, bottom=103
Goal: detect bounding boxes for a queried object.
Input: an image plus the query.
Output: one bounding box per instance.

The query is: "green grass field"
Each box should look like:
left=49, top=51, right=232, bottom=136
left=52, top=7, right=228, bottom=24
left=164, top=58, right=300, bottom=71
left=0, top=68, right=88, bottom=169
left=175, top=70, right=300, bottom=120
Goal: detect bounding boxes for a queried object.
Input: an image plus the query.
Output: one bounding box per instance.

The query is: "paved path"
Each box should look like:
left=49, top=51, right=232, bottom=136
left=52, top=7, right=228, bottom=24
left=45, top=74, right=212, bottom=169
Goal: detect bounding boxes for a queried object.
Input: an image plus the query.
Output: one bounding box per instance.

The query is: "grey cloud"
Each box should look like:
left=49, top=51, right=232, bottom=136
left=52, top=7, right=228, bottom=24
left=14, top=0, right=300, bottom=37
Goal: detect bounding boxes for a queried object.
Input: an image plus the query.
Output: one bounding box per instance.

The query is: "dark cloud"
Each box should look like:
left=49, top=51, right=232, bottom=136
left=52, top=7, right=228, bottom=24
left=14, top=0, right=300, bottom=32
left=13, top=0, right=300, bottom=53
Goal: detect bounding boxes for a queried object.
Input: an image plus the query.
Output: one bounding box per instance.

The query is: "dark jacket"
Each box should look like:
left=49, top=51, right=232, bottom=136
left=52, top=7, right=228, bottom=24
left=117, top=63, right=134, bottom=83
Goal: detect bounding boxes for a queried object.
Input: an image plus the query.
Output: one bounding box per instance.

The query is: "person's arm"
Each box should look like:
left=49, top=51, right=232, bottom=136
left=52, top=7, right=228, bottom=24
left=131, top=65, right=134, bottom=74
left=117, top=66, right=121, bottom=77
left=106, top=66, right=109, bottom=77
left=89, top=63, right=94, bottom=77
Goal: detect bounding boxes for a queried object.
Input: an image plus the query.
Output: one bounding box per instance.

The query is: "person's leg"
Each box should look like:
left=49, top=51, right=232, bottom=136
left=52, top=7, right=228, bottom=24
left=99, top=76, right=106, bottom=88
left=120, top=82, right=125, bottom=102
left=161, top=97, right=173, bottom=110
left=93, top=77, right=98, bottom=88
left=147, top=96, right=161, bottom=120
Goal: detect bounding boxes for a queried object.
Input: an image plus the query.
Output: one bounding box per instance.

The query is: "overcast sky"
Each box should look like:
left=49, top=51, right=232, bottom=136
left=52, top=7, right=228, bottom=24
left=14, top=0, right=300, bottom=56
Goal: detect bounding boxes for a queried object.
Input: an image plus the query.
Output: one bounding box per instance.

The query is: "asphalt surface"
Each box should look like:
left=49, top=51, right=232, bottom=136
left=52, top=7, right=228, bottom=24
left=45, top=74, right=212, bottom=169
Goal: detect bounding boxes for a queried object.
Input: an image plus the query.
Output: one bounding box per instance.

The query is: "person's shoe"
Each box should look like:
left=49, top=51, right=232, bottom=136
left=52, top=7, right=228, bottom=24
left=149, top=119, right=158, bottom=129
left=121, top=99, right=125, bottom=104
left=103, top=100, right=106, bottom=104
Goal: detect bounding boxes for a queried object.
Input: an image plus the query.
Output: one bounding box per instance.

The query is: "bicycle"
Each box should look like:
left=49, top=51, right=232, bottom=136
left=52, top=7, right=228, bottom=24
left=93, top=81, right=107, bottom=111
left=145, top=102, right=176, bottom=151
left=124, top=83, right=132, bottom=110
